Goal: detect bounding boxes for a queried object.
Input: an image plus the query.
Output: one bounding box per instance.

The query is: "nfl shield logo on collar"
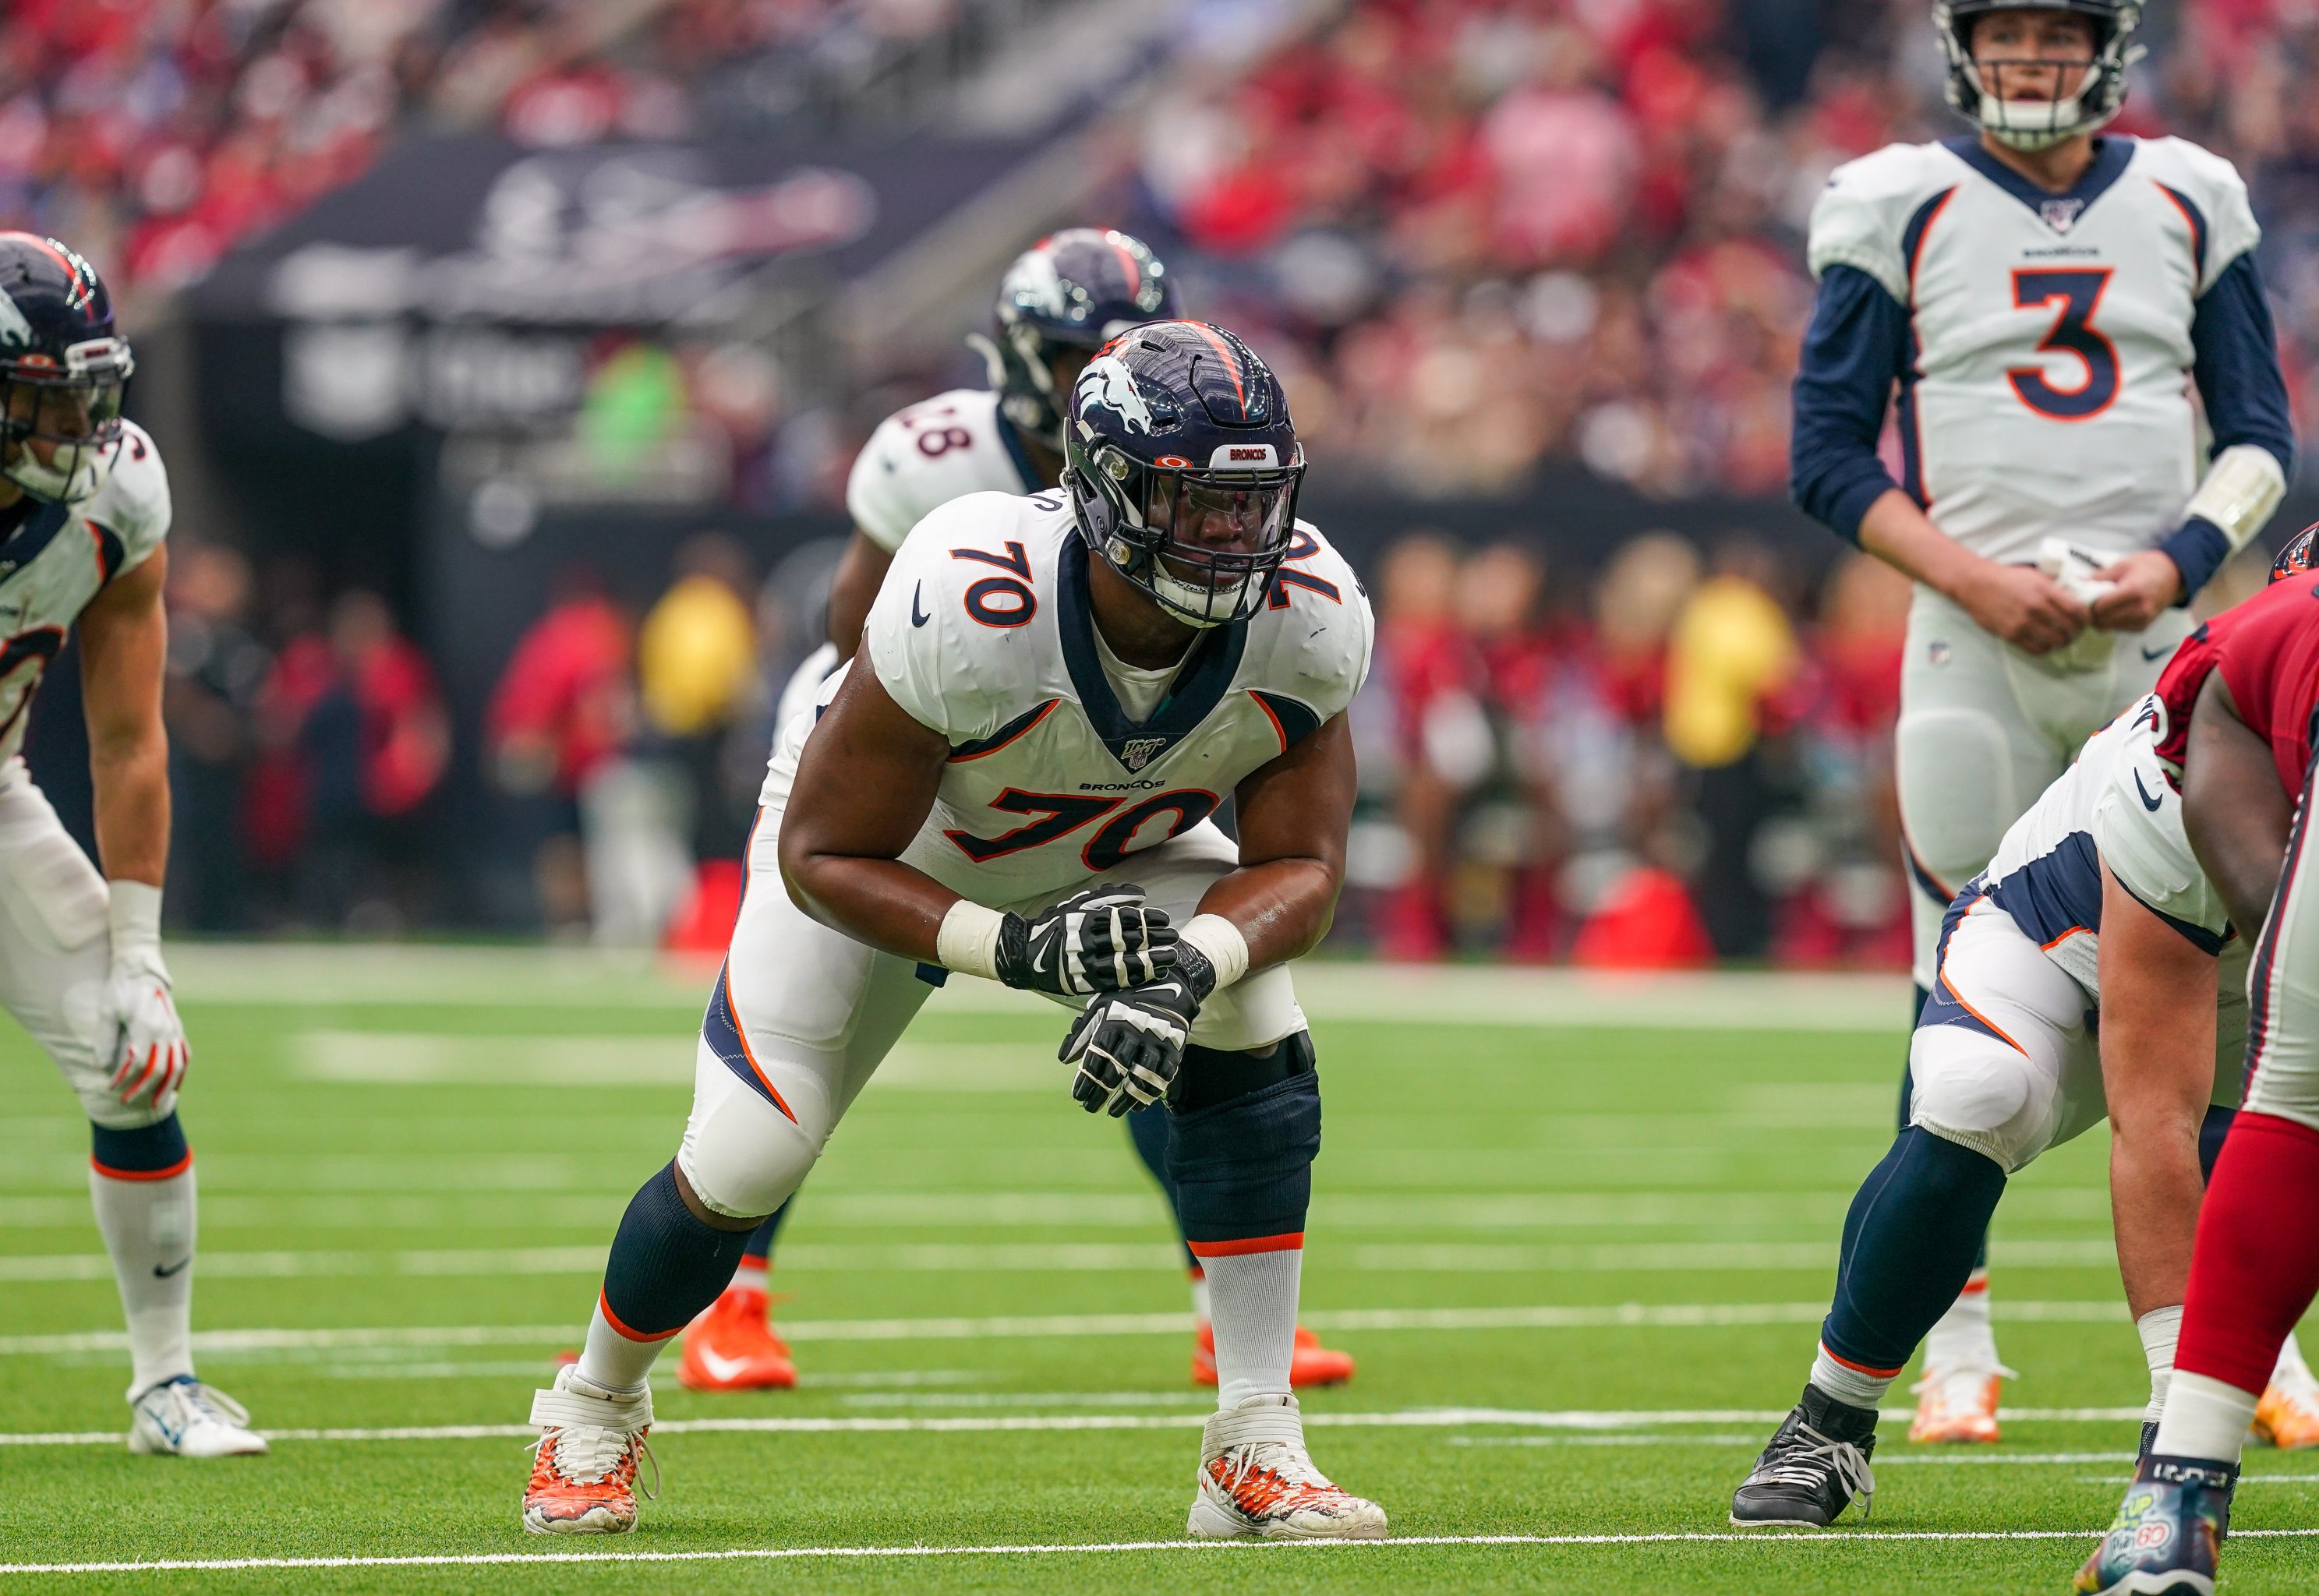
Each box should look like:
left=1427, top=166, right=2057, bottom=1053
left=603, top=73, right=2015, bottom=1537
left=1121, top=736, right=1167, bottom=771
left=2040, top=197, right=2086, bottom=234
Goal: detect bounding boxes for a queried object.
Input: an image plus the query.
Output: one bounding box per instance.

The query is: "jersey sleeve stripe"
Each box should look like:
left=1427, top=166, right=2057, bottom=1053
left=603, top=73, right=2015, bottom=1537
left=2153, top=182, right=2209, bottom=285
left=1902, top=187, right=1958, bottom=302
left=1248, top=690, right=1320, bottom=754
left=2112, top=870, right=2232, bottom=955
left=948, top=698, right=1059, bottom=762
left=85, top=520, right=122, bottom=584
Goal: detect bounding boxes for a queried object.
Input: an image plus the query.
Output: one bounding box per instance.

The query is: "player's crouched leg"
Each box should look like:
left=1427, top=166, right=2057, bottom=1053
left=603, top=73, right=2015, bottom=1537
left=1168, top=1036, right=1385, bottom=1542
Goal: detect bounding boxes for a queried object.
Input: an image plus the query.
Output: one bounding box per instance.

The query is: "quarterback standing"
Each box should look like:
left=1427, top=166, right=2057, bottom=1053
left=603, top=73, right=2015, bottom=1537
left=522, top=322, right=1383, bottom=1541
left=0, top=235, right=260, bottom=1455
left=1788, top=0, right=2294, bottom=1440
left=691, top=230, right=1353, bottom=1395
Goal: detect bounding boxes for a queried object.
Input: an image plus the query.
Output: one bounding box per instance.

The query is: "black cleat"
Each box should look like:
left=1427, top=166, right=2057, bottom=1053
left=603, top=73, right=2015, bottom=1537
left=1730, top=1382, right=1879, bottom=1527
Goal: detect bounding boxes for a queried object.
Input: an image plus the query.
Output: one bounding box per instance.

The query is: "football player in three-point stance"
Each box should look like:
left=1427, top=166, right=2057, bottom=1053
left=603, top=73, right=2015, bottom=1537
left=0, top=234, right=260, bottom=1456
left=1788, top=0, right=2298, bottom=1444
left=686, top=230, right=1355, bottom=1396
left=524, top=322, right=1384, bottom=1541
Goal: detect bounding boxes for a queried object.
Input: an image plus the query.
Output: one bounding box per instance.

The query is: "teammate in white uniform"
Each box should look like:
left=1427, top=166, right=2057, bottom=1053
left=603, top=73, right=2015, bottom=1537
left=1787, top=0, right=2294, bottom=1439
left=0, top=235, right=260, bottom=1456
left=523, top=322, right=1384, bottom=1541
left=701, top=231, right=1357, bottom=1396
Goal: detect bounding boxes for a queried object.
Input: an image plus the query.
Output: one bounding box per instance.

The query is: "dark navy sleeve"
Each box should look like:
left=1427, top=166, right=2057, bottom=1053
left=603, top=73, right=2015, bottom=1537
left=1789, top=263, right=1910, bottom=544
left=2158, top=252, right=2298, bottom=598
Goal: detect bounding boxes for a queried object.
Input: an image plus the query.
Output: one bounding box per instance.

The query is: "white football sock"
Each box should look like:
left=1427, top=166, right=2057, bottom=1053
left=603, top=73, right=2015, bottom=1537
left=1808, top=1343, right=1898, bottom=1411
left=2152, top=1370, right=2258, bottom=1463
left=2137, top=1305, right=2183, bottom=1424
left=2275, top=1329, right=2317, bottom=1389
left=577, top=1301, right=664, bottom=1393
left=1202, top=1248, right=1299, bottom=1408
left=89, top=1163, right=196, bottom=1400
left=1188, top=1269, right=1211, bottom=1325
left=1922, top=1269, right=1999, bottom=1372
left=728, top=1258, right=769, bottom=1297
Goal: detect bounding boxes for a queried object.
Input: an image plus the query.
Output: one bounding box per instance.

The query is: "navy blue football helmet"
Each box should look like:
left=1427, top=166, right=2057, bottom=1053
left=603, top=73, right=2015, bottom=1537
left=1062, top=320, right=1303, bottom=629
left=1934, top=0, right=2140, bottom=151
left=975, top=229, right=1176, bottom=454
left=0, top=233, right=132, bottom=504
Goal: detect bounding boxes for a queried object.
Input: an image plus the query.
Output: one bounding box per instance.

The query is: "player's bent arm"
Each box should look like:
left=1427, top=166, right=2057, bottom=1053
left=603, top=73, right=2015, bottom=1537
left=2096, top=860, right=2220, bottom=1319
left=79, top=545, right=170, bottom=888
left=1194, top=711, right=1358, bottom=973
left=1856, top=489, right=2088, bottom=655
left=776, top=660, right=956, bottom=960
left=824, top=530, right=896, bottom=662
left=2182, top=670, right=2294, bottom=937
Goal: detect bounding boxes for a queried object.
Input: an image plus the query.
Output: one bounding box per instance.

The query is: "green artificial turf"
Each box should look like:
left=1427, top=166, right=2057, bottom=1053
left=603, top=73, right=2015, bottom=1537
left=2, top=952, right=2312, bottom=1593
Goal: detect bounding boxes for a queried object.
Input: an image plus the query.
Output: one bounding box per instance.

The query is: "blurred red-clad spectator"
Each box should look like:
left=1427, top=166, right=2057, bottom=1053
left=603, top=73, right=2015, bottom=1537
left=486, top=570, right=635, bottom=803
left=1370, top=532, right=1484, bottom=960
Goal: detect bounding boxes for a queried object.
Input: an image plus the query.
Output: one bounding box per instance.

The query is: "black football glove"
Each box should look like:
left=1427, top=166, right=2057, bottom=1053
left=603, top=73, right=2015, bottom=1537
left=994, top=884, right=1178, bottom=998
left=1063, top=944, right=1217, bottom=1117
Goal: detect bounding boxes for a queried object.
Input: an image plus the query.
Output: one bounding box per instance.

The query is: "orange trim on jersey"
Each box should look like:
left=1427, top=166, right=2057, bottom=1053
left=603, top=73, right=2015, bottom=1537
left=1939, top=900, right=2031, bottom=1059
left=598, top=1287, right=684, bottom=1344
left=1186, top=323, right=1246, bottom=415
left=91, top=1150, right=192, bottom=1182
left=2040, top=926, right=2091, bottom=952
left=1818, top=1340, right=1905, bottom=1379
left=2152, top=181, right=2205, bottom=278
left=721, top=961, right=798, bottom=1125
left=947, top=698, right=1059, bottom=762
left=1250, top=691, right=1292, bottom=754
left=1186, top=1232, right=1303, bottom=1259
left=1907, top=189, right=1956, bottom=299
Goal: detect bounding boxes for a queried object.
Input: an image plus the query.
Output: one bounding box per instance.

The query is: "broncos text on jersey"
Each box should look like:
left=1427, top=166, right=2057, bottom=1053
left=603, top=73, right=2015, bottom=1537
left=762, top=489, right=1373, bottom=908
left=1812, top=135, right=2258, bottom=566
left=0, top=419, right=169, bottom=763
left=843, top=389, right=1044, bottom=554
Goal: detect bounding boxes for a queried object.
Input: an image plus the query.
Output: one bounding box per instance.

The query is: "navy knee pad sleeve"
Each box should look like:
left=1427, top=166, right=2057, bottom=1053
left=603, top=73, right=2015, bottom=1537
left=601, top=1161, right=756, bottom=1340
left=1822, top=1126, right=2008, bottom=1374
left=91, top=1112, right=189, bottom=1179
left=1165, top=1037, right=1320, bottom=1247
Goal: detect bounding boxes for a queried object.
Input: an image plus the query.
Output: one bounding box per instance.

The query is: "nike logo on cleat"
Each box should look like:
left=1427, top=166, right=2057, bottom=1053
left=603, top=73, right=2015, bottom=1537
left=153, top=1257, right=190, bottom=1278
left=910, top=583, right=930, bottom=627
left=696, top=1349, right=751, bottom=1382
left=2134, top=771, right=2164, bottom=812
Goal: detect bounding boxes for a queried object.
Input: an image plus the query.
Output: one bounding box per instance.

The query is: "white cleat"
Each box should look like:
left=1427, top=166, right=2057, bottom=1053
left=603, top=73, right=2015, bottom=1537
left=522, top=1365, right=656, bottom=1535
left=127, top=1377, right=268, bottom=1457
left=1186, top=1393, right=1388, bottom=1541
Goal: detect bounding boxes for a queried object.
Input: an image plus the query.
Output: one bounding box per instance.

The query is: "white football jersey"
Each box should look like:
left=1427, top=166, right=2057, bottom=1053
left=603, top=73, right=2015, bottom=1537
left=843, top=388, right=1044, bottom=553
left=0, top=421, right=170, bottom=764
left=1963, top=693, right=2231, bottom=1001
left=1812, top=136, right=2257, bottom=565
left=763, top=489, right=1373, bottom=907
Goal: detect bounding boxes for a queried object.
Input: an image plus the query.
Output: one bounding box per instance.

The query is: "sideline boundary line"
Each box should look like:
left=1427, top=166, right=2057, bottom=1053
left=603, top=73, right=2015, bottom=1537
left=8, top=1528, right=2319, bottom=1575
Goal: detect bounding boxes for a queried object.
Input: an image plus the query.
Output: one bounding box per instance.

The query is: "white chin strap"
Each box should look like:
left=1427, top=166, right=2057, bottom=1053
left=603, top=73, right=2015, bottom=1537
left=5, top=441, right=113, bottom=505
left=1149, top=564, right=1255, bottom=628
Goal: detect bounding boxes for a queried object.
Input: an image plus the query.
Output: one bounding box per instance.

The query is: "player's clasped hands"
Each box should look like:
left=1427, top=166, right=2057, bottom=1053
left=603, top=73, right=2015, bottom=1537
left=1064, top=943, right=1218, bottom=1116
left=993, top=883, right=1179, bottom=998
left=1960, top=559, right=2091, bottom=655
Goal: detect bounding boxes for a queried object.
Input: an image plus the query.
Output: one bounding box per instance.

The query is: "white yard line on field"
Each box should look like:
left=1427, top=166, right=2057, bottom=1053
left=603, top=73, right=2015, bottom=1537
left=9, top=1528, right=2319, bottom=1576
left=0, top=1404, right=2154, bottom=1448
left=0, top=1298, right=2133, bottom=1358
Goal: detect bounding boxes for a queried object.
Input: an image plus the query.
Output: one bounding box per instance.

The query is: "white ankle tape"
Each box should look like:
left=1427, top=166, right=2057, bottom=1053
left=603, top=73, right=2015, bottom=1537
left=1202, top=1396, right=1303, bottom=1457
left=531, top=1383, right=652, bottom=1433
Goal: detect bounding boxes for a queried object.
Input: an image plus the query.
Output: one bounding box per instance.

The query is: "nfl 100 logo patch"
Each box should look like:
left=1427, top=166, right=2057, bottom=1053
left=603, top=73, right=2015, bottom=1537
left=2041, top=197, right=2086, bottom=234
left=1120, top=737, right=1168, bottom=771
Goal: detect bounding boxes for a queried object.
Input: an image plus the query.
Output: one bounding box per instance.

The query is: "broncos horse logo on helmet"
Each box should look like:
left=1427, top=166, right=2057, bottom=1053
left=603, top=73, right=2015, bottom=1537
left=0, top=233, right=133, bottom=505
left=1063, top=321, right=1303, bottom=630
left=972, top=229, right=1176, bottom=454
left=1933, top=0, right=2143, bottom=152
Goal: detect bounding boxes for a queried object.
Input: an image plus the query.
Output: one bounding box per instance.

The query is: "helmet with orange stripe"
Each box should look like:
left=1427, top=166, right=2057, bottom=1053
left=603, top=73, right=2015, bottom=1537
left=0, top=233, right=132, bottom=505
left=1062, top=320, right=1304, bottom=629
left=973, top=228, right=1177, bottom=455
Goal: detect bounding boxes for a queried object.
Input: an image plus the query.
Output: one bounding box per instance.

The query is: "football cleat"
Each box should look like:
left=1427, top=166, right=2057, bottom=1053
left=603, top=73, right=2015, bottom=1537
left=2252, top=1366, right=2319, bottom=1450
left=2073, top=1454, right=2235, bottom=1595
left=677, top=1287, right=797, bottom=1392
left=127, top=1377, right=267, bottom=1457
left=522, top=1365, right=656, bottom=1535
left=1191, top=1322, right=1356, bottom=1389
left=1730, top=1383, right=1878, bottom=1527
left=1907, top=1361, right=2012, bottom=1444
left=1186, top=1393, right=1387, bottom=1541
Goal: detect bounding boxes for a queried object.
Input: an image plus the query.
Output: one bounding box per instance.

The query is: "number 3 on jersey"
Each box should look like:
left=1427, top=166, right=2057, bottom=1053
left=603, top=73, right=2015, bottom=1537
left=2007, top=267, right=2117, bottom=421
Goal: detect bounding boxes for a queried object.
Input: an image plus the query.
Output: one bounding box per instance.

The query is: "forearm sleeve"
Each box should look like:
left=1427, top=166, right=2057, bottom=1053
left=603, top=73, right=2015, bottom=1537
left=2164, top=252, right=2296, bottom=598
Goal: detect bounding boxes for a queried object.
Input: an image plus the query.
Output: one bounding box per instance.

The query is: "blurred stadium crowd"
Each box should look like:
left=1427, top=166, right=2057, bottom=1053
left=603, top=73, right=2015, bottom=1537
left=9, top=0, right=2313, bottom=955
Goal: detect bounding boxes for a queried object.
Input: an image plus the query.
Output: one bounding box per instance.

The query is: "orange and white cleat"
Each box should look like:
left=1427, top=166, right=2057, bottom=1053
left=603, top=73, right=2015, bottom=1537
left=1187, top=1393, right=1387, bottom=1541
left=677, top=1287, right=797, bottom=1392
left=522, top=1366, right=656, bottom=1535
left=1192, top=1322, right=1355, bottom=1389
left=2254, top=1368, right=2319, bottom=1450
left=1907, top=1364, right=2012, bottom=1444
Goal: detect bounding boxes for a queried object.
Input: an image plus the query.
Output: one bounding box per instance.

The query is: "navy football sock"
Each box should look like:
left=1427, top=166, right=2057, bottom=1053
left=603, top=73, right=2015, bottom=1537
left=2200, top=1103, right=2236, bottom=1182
left=1125, top=1096, right=1196, bottom=1269
left=743, top=1203, right=787, bottom=1264
left=1822, top=1128, right=2008, bottom=1375
left=599, top=1162, right=755, bottom=1342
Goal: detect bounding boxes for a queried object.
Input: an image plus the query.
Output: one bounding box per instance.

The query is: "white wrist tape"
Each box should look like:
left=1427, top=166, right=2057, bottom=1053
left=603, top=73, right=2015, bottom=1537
left=2184, top=443, right=2286, bottom=552
left=1179, top=913, right=1250, bottom=991
left=935, top=899, right=1006, bottom=982
left=107, top=880, right=164, bottom=965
